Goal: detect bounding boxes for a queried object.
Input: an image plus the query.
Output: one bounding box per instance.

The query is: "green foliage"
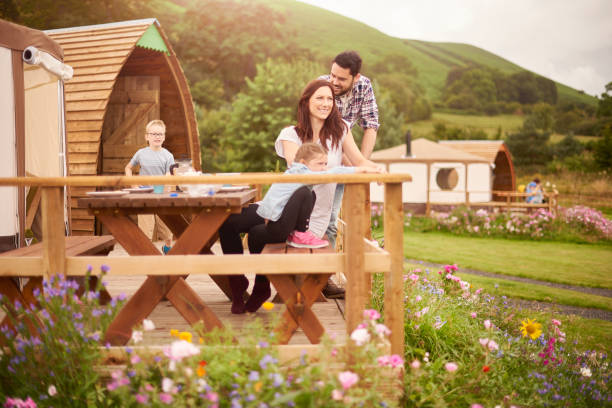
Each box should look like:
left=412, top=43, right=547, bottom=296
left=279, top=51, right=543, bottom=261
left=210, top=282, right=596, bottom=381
left=596, top=81, right=612, bottom=118
left=0, top=269, right=124, bottom=406
left=523, top=103, right=555, bottom=131
left=433, top=122, right=488, bottom=140
left=211, top=59, right=320, bottom=172
left=553, top=133, right=584, bottom=159
left=371, top=83, right=406, bottom=150
left=593, top=126, right=612, bottom=170
left=506, top=128, right=552, bottom=166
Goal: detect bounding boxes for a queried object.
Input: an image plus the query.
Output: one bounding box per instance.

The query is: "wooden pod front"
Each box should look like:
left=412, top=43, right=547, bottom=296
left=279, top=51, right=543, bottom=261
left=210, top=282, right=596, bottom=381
left=46, top=19, right=200, bottom=235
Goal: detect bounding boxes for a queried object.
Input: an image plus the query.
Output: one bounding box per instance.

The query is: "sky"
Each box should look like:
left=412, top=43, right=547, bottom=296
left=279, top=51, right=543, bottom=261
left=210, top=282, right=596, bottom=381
left=299, top=0, right=612, bottom=97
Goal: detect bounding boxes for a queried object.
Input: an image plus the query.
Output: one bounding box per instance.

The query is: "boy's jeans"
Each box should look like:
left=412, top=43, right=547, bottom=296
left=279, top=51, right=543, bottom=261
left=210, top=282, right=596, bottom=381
left=325, top=183, right=345, bottom=249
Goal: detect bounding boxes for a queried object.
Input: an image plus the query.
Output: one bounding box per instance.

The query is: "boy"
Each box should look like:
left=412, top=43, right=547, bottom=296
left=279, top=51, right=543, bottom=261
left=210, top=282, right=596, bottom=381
left=125, top=119, right=175, bottom=253
left=219, top=143, right=381, bottom=313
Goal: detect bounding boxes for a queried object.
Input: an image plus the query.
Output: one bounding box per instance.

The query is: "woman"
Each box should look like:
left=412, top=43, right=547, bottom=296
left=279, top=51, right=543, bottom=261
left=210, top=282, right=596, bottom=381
left=275, top=79, right=383, bottom=297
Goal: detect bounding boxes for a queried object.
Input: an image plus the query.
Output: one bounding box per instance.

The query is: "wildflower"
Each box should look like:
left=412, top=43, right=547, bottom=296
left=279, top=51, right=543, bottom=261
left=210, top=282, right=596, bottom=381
left=331, top=389, right=343, bottom=400
left=580, top=367, right=592, bottom=377
left=159, top=393, right=173, bottom=404
left=162, top=378, right=174, bottom=393
left=479, top=338, right=499, bottom=351
left=520, top=318, right=543, bottom=340
left=445, top=362, right=458, bottom=372
left=471, top=405, right=484, bottom=408
left=415, top=295, right=422, bottom=302
left=338, top=371, right=359, bottom=389
left=170, top=329, right=179, bottom=338
left=363, top=309, right=381, bottom=320
left=350, top=328, right=370, bottom=346
left=48, top=385, right=57, bottom=396
left=375, top=323, right=391, bottom=336
left=197, top=361, right=207, bottom=377
left=248, top=371, right=260, bottom=382
left=254, top=381, right=263, bottom=392
left=410, top=360, right=421, bottom=369
left=259, top=354, right=278, bottom=370
left=179, top=331, right=192, bottom=343
left=131, top=330, right=143, bottom=344
left=471, top=312, right=477, bottom=318
left=142, top=319, right=155, bottom=331
left=262, top=301, right=274, bottom=310
left=135, top=394, right=148, bottom=404
left=551, top=319, right=561, bottom=326
left=484, top=319, right=492, bottom=330
left=163, top=340, right=199, bottom=361
left=130, top=355, right=141, bottom=364
left=482, top=365, right=490, bottom=373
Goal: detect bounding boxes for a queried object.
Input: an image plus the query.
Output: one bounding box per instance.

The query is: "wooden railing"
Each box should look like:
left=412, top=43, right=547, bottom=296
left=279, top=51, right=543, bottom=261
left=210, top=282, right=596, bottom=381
left=0, top=173, right=412, bottom=355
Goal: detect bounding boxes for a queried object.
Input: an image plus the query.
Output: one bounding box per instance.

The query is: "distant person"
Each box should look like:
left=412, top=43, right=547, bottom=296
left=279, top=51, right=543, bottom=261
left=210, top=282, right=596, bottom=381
left=219, top=142, right=382, bottom=314
left=320, top=50, right=380, bottom=249
left=276, top=79, right=384, bottom=299
left=525, top=177, right=544, bottom=204
left=125, top=119, right=174, bottom=254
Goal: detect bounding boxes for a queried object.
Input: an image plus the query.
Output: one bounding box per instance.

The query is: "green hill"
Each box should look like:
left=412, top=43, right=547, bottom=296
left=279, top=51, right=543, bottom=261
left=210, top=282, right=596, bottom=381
left=259, top=0, right=596, bottom=107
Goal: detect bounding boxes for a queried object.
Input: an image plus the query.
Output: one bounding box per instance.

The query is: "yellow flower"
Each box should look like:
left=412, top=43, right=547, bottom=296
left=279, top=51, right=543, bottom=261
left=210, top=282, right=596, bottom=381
left=199, top=337, right=204, bottom=344
left=262, top=302, right=274, bottom=311
left=170, top=329, right=179, bottom=338
left=179, top=331, right=193, bottom=343
left=197, top=360, right=207, bottom=377
left=520, top=318, right=542, bottom=340
left=254, top=381, right=263, bottom=392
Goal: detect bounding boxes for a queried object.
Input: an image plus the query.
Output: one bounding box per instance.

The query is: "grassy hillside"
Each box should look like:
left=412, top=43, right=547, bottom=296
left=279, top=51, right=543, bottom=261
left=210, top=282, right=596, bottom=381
left=260, top=0, right=597, bottom=106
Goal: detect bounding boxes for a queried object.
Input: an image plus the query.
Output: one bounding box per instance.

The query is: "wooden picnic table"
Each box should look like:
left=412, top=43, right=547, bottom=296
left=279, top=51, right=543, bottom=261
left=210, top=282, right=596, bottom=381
left=77, top=188, right=256, bottom=345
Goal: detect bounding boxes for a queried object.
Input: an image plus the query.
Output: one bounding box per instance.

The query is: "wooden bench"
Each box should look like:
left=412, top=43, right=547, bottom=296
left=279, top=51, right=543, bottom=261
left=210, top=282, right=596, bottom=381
left=0, top=235, right=116, bottom=330
left=261, top=243, right=336, bottom=344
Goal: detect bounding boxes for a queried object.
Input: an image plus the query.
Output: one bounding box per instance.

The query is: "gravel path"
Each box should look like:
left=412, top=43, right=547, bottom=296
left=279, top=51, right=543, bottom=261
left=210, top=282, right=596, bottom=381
left=406, top=259, right=612, bottom=322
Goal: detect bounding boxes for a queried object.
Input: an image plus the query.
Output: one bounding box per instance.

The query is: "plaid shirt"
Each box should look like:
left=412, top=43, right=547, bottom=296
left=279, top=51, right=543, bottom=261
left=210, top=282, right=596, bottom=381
left=320, top=74, right=380, bottom=130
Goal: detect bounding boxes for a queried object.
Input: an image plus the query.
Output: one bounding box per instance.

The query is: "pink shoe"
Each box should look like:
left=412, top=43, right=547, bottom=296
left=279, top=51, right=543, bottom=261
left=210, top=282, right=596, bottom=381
left=286, top=230, right=329, bottom=249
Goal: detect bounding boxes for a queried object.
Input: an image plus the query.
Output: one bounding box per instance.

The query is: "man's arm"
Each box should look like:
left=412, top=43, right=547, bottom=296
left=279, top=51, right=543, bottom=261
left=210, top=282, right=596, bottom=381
left=360, top=127, right=377, bottom=159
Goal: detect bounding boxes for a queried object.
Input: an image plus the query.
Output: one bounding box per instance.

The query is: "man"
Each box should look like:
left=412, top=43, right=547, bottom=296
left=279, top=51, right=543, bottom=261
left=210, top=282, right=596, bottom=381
left=320, top=50, right=380, bottom=298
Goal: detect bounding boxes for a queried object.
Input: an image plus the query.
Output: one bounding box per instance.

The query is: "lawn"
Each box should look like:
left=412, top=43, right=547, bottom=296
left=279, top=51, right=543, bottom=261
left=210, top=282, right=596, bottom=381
left=408, top=111, right=524, bottom=139
left=403, top=231, right=612, bottom=289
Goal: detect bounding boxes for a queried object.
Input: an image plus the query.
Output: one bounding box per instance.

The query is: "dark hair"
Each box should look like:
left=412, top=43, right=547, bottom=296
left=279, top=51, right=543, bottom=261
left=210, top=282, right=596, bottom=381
left=533, top=177, right=541, bottom=183
left=169, top=163, right=179, bottom=175
left=295, top=79, right=347, bottom=151
left=333, top=50, right=362, bottom=76
left=294, top=142, right=326, bottom=163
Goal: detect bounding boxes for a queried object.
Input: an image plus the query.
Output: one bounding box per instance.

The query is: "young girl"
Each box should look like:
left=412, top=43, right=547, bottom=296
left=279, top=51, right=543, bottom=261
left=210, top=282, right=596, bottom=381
left=219, top=142, right=380, bottom=314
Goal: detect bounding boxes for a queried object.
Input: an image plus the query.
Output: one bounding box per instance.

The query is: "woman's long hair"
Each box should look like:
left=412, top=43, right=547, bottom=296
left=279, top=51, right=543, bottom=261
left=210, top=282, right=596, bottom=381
left=295, top=79, right=347, bottom=151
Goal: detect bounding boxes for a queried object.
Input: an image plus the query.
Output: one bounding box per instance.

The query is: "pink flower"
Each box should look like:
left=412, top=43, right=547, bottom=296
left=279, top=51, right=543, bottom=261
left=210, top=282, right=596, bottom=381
left=389, top=354, right=404, bottom=368
left=163, top=340, right=199, bottom=361
left=484, top=319, right=492, bottom=329
left=375, top=323, right=391, bottom=336
left=131, top=355, right=141, bottom=364
left=331, top=389, right=343, bottom=400
left=206, top=392, right=219, bottom=402
left=159, top=393, right=173, bottom=404
left=48, top=385, right=57, bottom=396
left=338, top=371, right=359, bottom=390
left=471, top=404, right=484, bottom=408
left=415, top=295, right=422, bottom=302
left=106, top=381, right=118, bottom=391
left=135, top=394, right=148, bottom=404
left=552, top=319, right=561, bottom=326
left=444, top=362, right=458, bottom=372
left=377, top=355, right=391, bottom=367
left=408, top=274, right=419, bottom=283
left=410, top=360, right=421, bottom=369
left=363, top=309, right=381, bottom=320
left=475, top=288, right=482, bottom=295
left=350, top=328, right=370, bottom=346
left=470, top=312, right=477, bottom=318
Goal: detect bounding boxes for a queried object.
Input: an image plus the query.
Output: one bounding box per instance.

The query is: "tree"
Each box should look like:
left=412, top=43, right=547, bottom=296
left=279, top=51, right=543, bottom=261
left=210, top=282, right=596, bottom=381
left=217, top=59, right=321, bottom=172
left=593, top=126, right=612, bottom=170
left=553, top=134, right=584, bottom=160
left=505, top=129, right=552, bottom=166
left=596, top=82, right=612, bottom=118
left=370, top=83, right=405, bottom=150
left=523, top=103, right=555, bottom=132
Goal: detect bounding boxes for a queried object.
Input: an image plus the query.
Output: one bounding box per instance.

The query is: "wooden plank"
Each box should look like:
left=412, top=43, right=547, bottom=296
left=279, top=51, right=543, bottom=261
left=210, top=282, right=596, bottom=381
left=97, top=214, right=159, bottom=255
left=109, top=90, right=159, bottom=104
left=73, top=64, right=123, bottom=77
left=0, top=258, right=44, bottom=276
left=48, top=25, right=148, bottom=40
left=68, top=57, right=126, bottom=69
left=67, top=73, right=118, bottom=84
left=68, top=142, right=100, bottom=153
left=66, top=100, right=109, bottom=112
left=60, top=37, right=139, bottom=50
left=63, top=44, right=134, bottom=56
left=41, top=187, right=66, bottom=280
left=67, top=131, right=100, bottom=143
left=25, top=187, right=41, bottom=230
left=104, top=103, right=155, bottom=145
left=69, top=152, right=98, bottom=164
left=344, top=183, right=367, bottom=337
left=54, top=31, right=144, bottom=45
left=66, top=120, right=104, bottom=132
left=102, top=145, right=143, bottom=158
left=66, top=111, right=106, bottom=121
left=383, top=183, right=405, bottom=356
left=65, top=89, right=113, bottom=102
left=65, top=81, right=115, bottom=92
left=166, top=278, right=224, bottom=332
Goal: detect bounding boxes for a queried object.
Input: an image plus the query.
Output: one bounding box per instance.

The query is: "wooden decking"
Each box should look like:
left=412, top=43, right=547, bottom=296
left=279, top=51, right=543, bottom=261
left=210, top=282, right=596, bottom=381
left=101, top=243, right=346, bottom=346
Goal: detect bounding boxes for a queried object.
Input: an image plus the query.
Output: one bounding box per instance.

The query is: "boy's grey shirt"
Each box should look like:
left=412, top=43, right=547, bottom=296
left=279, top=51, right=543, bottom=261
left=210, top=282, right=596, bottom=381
left=129, top=147, right=174, bottom=175
left=256, top=162, right=355, bottom=222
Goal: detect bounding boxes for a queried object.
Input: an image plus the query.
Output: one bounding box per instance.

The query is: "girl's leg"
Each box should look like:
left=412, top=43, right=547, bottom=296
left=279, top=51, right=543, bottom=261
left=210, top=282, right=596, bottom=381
left=218, top=204, right=264, bottom=313
left=244, top=187, right=315, bottom=312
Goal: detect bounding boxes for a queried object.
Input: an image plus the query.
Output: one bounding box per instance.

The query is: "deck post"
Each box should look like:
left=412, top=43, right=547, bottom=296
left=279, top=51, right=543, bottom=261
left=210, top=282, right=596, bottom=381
left=41, top=187, right=66, bottom=281
left=344, top=183, right=368, bottom=337
left=383, top=183, right=405, bottom=356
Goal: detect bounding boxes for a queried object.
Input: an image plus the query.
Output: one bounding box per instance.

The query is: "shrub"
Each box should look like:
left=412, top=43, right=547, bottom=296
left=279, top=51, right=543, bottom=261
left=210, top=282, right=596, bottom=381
left=0, top=269, right=124, bottom=406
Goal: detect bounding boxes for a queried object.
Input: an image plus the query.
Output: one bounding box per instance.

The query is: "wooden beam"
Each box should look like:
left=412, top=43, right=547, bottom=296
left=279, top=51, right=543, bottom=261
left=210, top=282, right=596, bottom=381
left=384, top=183, right=405, bottom=356
left=25, top=187, right=41, bottom=230
left=41, top=187, right=66, bottom=280
left=344, top=183, right=368, bottom=337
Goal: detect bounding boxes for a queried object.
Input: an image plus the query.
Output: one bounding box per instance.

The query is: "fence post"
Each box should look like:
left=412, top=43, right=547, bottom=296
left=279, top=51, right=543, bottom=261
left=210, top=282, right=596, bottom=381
left=41, top=187, right=66, bottom=281
left=383, top=183, right=405, bottom=356
left=344, top=183, right=367, bottom=337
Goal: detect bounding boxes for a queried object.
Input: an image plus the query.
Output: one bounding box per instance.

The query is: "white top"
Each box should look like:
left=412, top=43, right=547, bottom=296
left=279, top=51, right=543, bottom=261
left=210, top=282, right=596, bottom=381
left=275, top=124, right=347, bottom=238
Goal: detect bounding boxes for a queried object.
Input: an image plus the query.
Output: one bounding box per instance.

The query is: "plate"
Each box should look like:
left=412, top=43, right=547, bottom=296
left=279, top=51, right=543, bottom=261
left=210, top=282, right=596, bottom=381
left=218, top=185, right=250, bottom=193
left=123, top=187, right=154, bottom=193
left=86, top=191, right=129, bottom=198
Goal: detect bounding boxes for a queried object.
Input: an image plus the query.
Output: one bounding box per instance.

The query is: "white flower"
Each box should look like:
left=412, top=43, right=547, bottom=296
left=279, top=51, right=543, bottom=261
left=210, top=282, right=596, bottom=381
left=581, top=367, right=592, bottom=377
left=48, top=385, right=57, bottom=396
left=375, top=323, right=391, bottom=337
left=142, top=319, right=155, bottom=331
left=162, top=377, right=174, bottom=393
left=164, top=340, right=200, bottom=361
left=197, top=378, right=208, bottom=392
left=131, top=330, right=143, bottom=344
left=483, top=319, right=492, bottom=330
left=350, top=328, right=370, bottom=346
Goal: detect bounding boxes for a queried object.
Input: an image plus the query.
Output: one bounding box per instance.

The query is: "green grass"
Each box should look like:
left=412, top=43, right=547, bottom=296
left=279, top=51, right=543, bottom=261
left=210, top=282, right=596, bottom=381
left=403, top=231, right=612, bottom=289
left=408, top=111, right=524, bottom=139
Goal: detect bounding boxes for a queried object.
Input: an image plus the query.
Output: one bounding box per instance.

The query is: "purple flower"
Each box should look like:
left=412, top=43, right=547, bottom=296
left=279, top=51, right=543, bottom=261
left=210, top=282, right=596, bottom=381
left=100, top=264, right=110, bottom=273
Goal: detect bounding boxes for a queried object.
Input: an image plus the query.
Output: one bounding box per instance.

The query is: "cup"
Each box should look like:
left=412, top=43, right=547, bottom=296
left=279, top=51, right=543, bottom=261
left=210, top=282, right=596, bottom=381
left=153, top=185, right=165, bottom=194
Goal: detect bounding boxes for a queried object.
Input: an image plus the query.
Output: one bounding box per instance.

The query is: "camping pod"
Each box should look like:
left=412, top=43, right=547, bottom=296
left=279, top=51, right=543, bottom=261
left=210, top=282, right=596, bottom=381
left=45, top=19, right=200, bottom=235
left=0, top=18, right=72, bottom=251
